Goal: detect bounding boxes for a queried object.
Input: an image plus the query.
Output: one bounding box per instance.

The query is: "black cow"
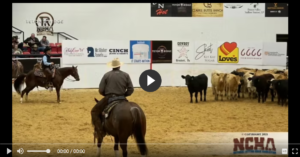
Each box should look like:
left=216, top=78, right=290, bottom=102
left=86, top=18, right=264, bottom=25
left=270, top=79, right=288, bottom=106
left=181, top=74, right=208, bottom=103
left=231, top=70, right=245, bottom=98
left=248, top=74, right=274, bottom=103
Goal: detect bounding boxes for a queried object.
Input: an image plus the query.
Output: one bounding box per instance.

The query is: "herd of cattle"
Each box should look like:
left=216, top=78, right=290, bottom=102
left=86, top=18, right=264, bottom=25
left=181, top=67, right=288, bottom=106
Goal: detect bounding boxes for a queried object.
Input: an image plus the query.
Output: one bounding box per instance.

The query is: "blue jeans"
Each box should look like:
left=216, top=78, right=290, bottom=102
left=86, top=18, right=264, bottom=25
left=38, top=47, right=45, bottom=52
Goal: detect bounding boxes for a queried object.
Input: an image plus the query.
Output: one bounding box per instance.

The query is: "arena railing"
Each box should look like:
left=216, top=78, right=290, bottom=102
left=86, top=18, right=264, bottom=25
left=12, top=54, right=62, bottom=57
left=53, top=32, right=78, bottom=43
left=12, top=26, right=24, bottom=42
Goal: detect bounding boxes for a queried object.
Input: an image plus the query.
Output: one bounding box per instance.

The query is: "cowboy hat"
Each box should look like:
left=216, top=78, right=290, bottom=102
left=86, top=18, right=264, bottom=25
left=33, top=44, right=38, bottom=48
left=107, top=58, right=123, bottom=68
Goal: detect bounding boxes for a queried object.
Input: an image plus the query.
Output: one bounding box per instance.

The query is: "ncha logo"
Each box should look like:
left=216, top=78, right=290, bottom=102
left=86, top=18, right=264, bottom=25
left=233, top=137, right=276, bottom=154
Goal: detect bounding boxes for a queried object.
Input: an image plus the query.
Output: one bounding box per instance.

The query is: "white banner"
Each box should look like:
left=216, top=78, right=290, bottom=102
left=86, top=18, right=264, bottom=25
left=194, top=41, right=218, bottom=64
left=172, top=41, right=194, bottom=63
left=262, top=42, right=287, bottom=66
left=217, top=41, right=239, bottom=64
left=62, top=40, right=131, bottom=65
left=223, top=3, right=265, bottom=17
left=238, top=42, right=263, bottom=65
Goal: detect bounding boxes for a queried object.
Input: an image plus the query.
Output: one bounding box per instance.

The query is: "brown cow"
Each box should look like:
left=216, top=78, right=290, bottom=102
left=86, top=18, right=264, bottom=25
left=225, top=74, right=241, bottom=100
left=211, top=72, right=227, bottom=101
left=211, top=70, right=222, bottom=95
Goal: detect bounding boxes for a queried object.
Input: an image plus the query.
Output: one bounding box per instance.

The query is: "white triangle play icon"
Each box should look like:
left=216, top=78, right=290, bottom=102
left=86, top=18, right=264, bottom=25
left=7, top=148, right=11, bottom=154
left=147, top=75, right=155, bottom=86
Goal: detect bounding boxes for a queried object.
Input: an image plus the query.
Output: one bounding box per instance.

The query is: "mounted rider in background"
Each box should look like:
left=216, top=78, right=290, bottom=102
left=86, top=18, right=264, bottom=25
left=91, top=58, right=134, bottom=137
left=42, top=46, right=54, bottom=88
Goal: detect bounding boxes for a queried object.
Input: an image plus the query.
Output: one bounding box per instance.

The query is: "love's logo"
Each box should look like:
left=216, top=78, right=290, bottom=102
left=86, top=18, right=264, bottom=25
left=218, top=42, right=239, bottom=63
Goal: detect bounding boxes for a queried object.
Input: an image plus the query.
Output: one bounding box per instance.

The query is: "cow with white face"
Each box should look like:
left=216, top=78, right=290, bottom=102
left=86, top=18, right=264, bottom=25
left=243, top=72, right=256, bottom=98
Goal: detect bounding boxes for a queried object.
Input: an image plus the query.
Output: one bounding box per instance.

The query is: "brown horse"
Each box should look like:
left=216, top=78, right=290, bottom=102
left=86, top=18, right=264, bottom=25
left=14, top=66, right=80, bottom=103
left=12, top=60, right=24, bottom=79
left=93, top=98, right=148, bottom=157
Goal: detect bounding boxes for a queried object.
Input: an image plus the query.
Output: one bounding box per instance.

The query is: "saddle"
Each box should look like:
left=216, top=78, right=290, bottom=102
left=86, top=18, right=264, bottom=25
left=34, top=68, right=56, bottom=77
left=103, top=96, right=127, bottom=118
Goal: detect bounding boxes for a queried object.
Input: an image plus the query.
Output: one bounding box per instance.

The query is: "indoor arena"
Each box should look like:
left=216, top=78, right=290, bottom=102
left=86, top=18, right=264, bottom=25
left=12, top=87, right=288, bottom=156
left=12, top=3, right=288, bottom=157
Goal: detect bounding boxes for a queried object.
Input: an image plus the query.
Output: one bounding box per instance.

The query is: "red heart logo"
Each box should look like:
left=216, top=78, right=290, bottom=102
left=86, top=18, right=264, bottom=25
left=223, top=42, right=237, bottom=52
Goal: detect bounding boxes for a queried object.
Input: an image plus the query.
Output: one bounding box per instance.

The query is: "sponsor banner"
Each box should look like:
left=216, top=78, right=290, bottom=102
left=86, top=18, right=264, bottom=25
left=151, top=3, right=172, bottom=17
left=194, top=41, right=218, bottom=64
left=217, top=41, right=239, bottom=64
left=262, top=42, right=287, bottom=66
left=129, top=40, right=151, bottom=63
left=172, top=41, right=194, bottom=63
left=159, top=132, right=288, bottom=155
left=265, top=3, right=288, bottom=17
left=171, top=3, right=192, bottom=17
left=17, top=58, right=60, bottom=73
left=62, top=40, right=130, bottom=65
left=223, top=3, right=265, bottom=17
left=152, top=41, right=172, bottom=63
left=192, top=3, right=223, bottom=17
left=238, top=42, right=263, bottom=65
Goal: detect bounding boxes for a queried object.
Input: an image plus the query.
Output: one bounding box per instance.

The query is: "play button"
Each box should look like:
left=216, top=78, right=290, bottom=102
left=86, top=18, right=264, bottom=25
left=139, top=69, right=162, bottom=92
left=147, top=75, right=155, bottom=86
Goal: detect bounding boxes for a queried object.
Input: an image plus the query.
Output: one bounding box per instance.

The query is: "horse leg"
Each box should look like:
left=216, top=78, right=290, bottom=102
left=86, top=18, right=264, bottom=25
left=114, top=136, right=119, bottom=157
left=25, top=86, right=35, bottom=102
left=55, top=85, right=62, bottom=103
left=20, top=85, right=32, bottom=103
left=96, top=136, right=104, bottom=157
left=120, top=137, right=128, bottom=157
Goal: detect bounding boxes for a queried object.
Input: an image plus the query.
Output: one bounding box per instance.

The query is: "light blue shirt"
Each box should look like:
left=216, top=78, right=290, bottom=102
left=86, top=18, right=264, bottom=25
left=42, top=56, right=51, bottom=66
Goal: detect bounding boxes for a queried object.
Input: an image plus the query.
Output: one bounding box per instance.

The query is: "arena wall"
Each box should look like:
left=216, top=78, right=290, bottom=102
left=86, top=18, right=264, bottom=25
left=12, top=3, right=287, bottom=89
left=12, top=3, right=287, bottom=42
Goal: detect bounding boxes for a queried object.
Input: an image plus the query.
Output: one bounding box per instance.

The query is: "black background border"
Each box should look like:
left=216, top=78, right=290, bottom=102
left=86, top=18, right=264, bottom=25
left=8, top=2, right=298, bottom=157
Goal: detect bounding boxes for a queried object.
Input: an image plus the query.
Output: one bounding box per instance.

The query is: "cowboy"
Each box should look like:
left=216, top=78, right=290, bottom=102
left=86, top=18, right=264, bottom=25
left=42, top=46, right=54, bottom=88
left=91, top=58, right=134, bottom=136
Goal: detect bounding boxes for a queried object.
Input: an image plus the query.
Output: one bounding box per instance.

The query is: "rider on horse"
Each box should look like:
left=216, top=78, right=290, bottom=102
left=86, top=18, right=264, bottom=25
left=91, top=58, right=134, bottom=136
left=42, top=46, right=54, bottom=88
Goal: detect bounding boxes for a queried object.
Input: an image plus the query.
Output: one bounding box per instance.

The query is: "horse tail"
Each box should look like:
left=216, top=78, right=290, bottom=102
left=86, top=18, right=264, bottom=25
left=131, top=107, right=148, bottom=155
left=14, top=74, right=27, bottom=95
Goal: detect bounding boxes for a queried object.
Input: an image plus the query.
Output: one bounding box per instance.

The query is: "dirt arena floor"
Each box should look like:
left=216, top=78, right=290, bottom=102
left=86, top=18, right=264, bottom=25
left=12, top=87, right=288, bottom=157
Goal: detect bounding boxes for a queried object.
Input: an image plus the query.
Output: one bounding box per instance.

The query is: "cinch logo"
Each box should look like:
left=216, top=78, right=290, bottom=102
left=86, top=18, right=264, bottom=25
left=109, top=49, right=128, bottom=55
left=218, top=42, right=239, bottom=63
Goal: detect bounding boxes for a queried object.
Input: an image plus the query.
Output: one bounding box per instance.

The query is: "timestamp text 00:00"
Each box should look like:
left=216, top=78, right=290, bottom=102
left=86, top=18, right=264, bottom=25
left=57, top=149, right=85, bottom=153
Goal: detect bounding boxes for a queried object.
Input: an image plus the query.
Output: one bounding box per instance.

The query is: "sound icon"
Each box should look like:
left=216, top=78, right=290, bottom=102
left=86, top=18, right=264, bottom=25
left=17, top=148, right=24, bottom=154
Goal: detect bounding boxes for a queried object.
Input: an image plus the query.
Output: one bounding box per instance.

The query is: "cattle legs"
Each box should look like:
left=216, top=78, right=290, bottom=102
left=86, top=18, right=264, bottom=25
left=203, top=88, right=207, bottom=101
left=195, top=92, right=198, bottom=103
left=189, top=92, right=193, bottom=103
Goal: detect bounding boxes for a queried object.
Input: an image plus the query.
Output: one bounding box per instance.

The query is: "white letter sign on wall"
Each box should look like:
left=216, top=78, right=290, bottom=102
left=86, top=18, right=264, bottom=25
left=194, top=41, right=218, bottom=64
left=223, top=3, right=265, bottom=17
left=262, top=42, right=287, bottom=66
left=62, top=40, right=131, bottom=65
left=172, top=40, right=194, bottom=63
left=238, top=42, right=263, bottom=65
